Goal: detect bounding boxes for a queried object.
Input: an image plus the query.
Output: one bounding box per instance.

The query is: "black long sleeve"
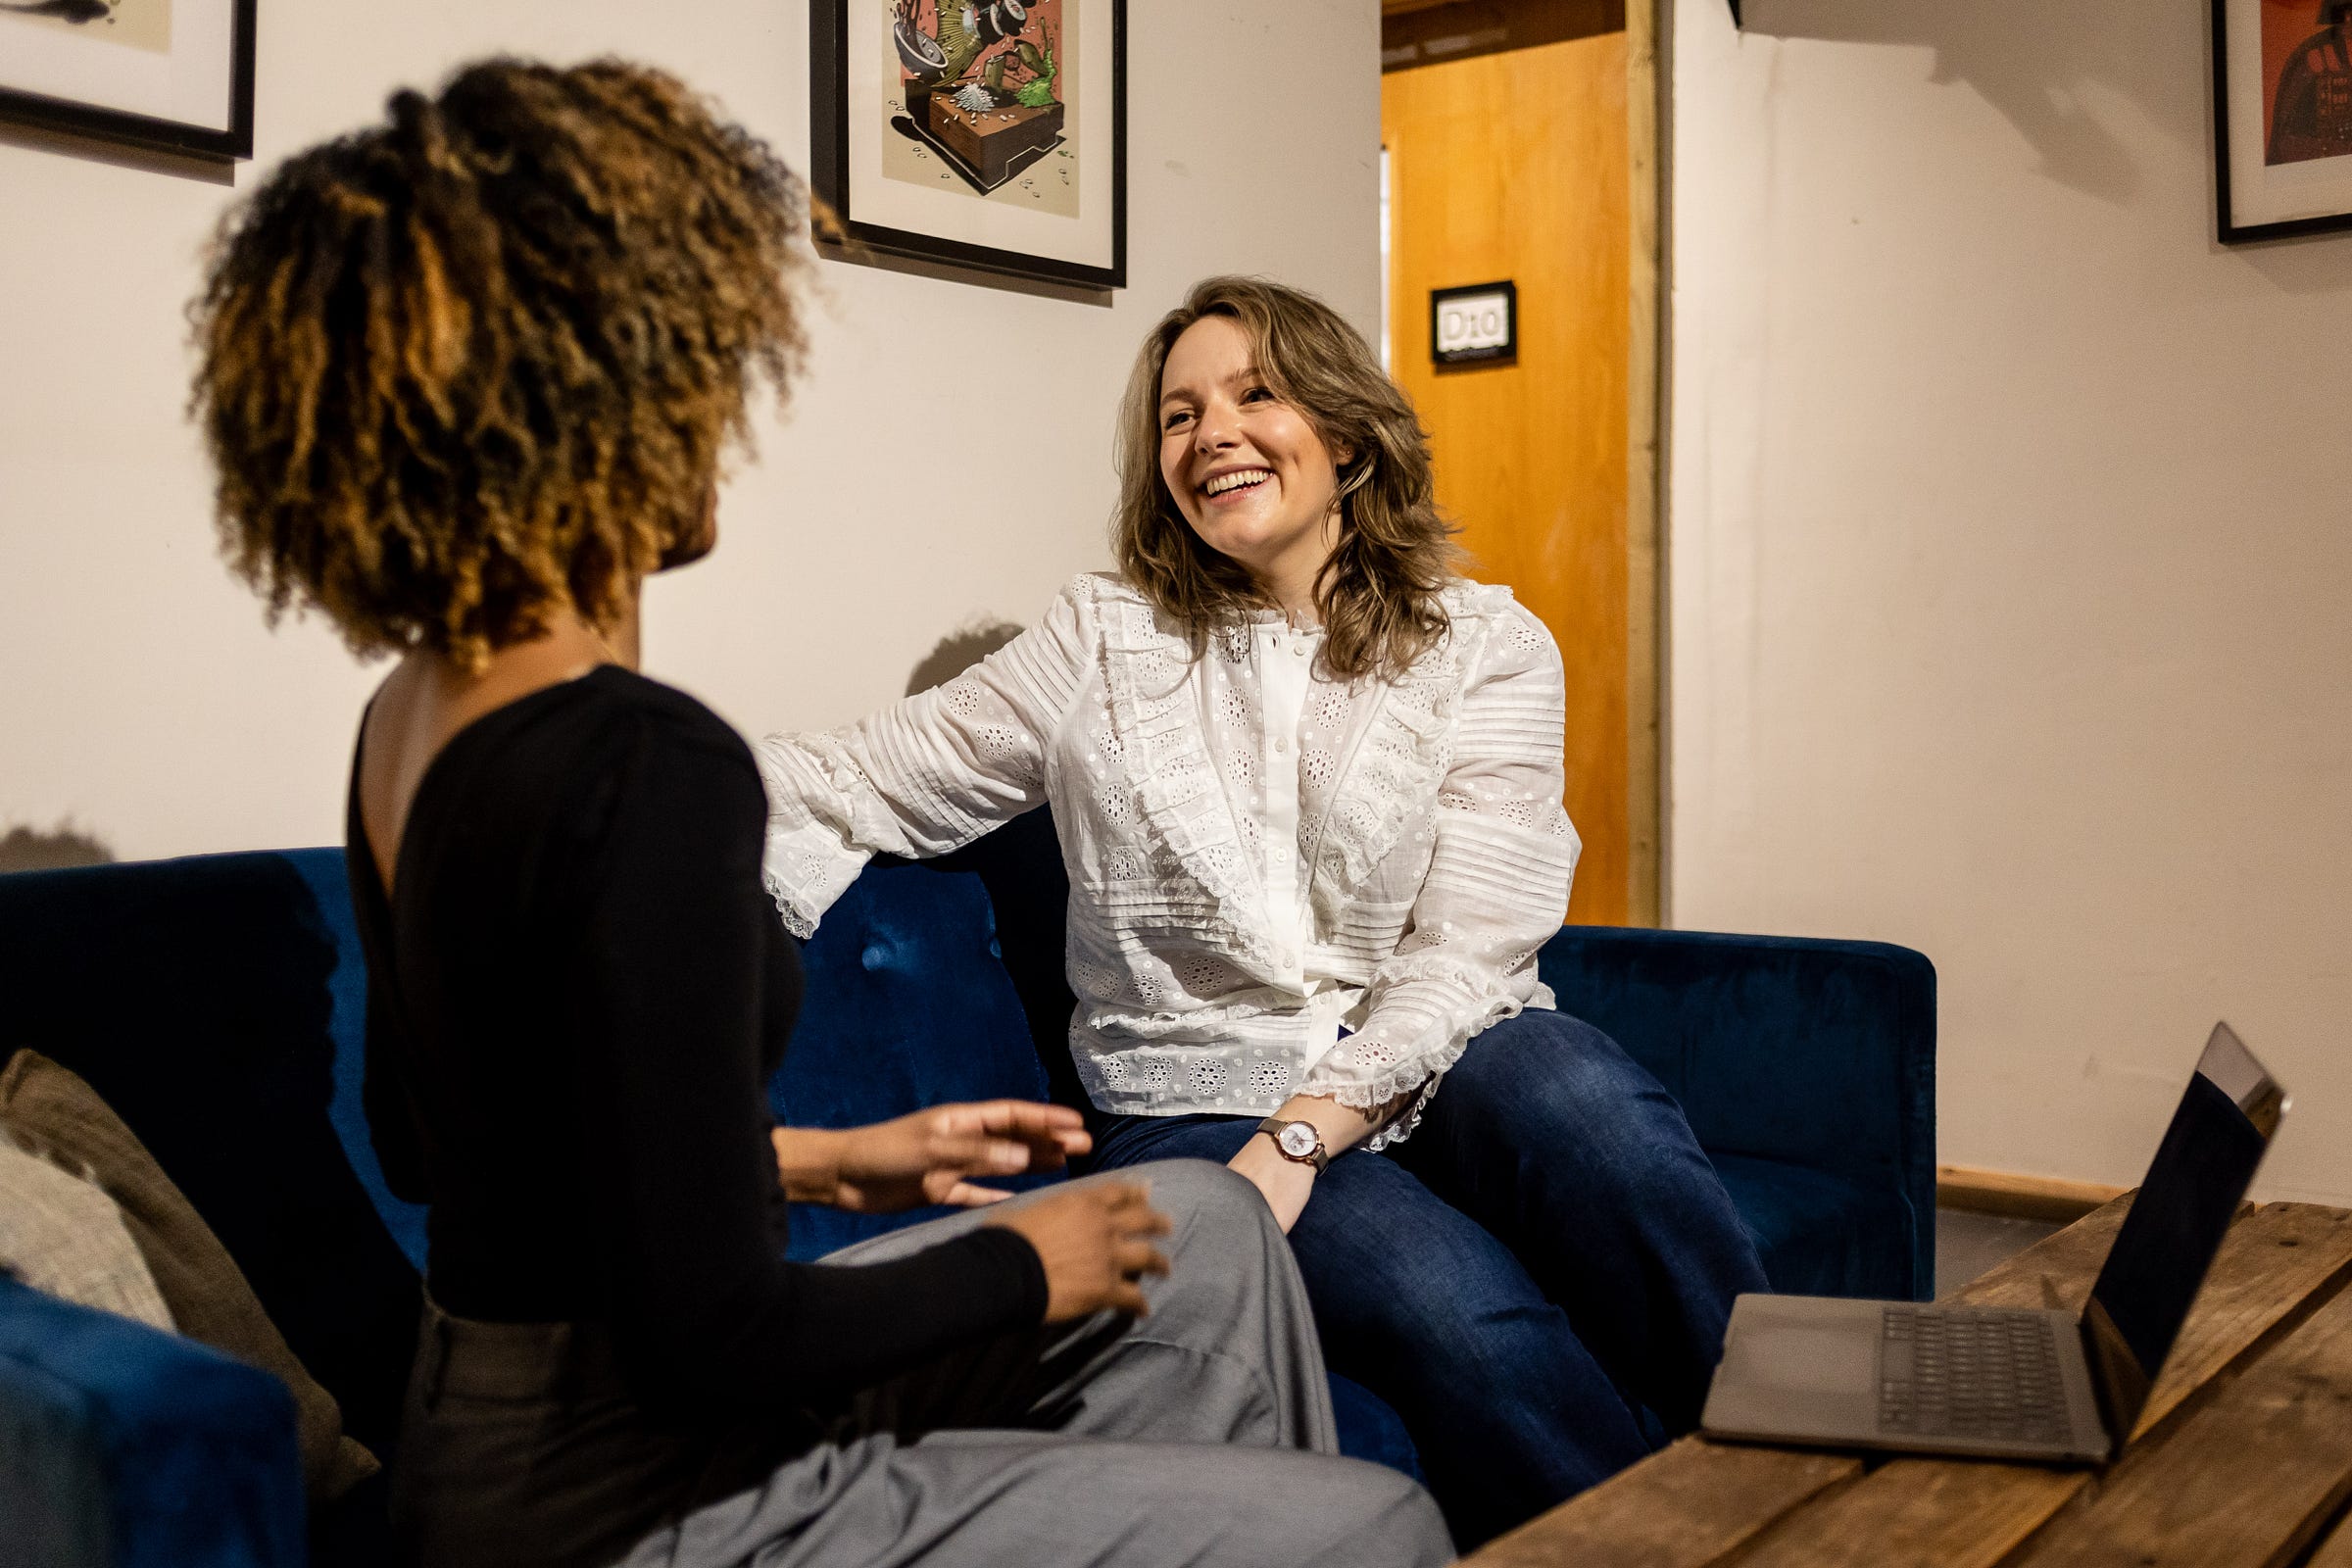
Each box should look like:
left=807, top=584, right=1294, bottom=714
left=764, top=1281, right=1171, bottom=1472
left=347, top=667, right=1046, bottom=1417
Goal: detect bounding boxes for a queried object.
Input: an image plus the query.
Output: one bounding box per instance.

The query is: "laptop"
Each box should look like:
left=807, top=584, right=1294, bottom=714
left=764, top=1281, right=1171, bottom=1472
left=1701, top=1022, right=2288, bottom=1463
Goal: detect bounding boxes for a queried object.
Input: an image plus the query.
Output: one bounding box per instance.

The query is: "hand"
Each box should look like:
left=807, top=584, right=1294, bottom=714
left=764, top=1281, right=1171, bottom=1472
left=1228, top=1132, right=1318, bottom=1234
left=985, top=1181, right=1172, bottom=1322
left=771, top=1101, right=1091, bottom=1213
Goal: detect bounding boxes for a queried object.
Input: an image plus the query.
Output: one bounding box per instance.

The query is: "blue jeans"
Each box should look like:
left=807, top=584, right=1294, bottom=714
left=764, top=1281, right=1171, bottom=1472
left=1086, top=1007, right=1768, bottom=1548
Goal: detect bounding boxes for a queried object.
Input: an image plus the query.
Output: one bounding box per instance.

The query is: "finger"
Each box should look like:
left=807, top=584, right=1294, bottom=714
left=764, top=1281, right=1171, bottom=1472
left=1114, top=1205, right=1174, bottom=1240
left=1102, top=1280, right=1152, bottom=1317
left=988, top=1100, right=1086, bottom=1130
left=1097, top=1181, right=1155, bottom=1213
left=978, top=1138, right=1033, bottom=1171
left=1115, top=1240, right=1171, bottom=1278
left=929, top=1134, right=1034, bottom=1173
left=940, top=1183, right=1014, bottom=1207
left=968, top=1101, right=1084, bottom=1138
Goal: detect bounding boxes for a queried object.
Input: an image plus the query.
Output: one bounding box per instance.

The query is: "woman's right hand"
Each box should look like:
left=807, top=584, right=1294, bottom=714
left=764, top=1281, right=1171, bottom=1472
left=985, top=1181, right=1173, bottom=1322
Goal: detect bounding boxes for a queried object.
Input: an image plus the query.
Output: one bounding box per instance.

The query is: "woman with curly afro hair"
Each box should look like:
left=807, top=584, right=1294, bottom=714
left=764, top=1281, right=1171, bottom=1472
left=193, top=57, right=1446, bottom=1568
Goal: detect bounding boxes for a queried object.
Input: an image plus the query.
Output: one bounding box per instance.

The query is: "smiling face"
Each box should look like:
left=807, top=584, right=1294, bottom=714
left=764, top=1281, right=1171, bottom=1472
left=1155, top=315, right=1348, bottom=610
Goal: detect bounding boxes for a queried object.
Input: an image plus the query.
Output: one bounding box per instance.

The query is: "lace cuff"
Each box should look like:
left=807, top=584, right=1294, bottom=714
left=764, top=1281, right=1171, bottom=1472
left=755, top=737, right=884, bottom=938
left=1300, top=954, right=1551, bottom=1149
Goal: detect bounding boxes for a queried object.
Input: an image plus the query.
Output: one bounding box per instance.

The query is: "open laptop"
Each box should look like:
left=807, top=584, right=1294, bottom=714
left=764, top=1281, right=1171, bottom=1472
left=1701, top=1022, right=2288, bottom=1463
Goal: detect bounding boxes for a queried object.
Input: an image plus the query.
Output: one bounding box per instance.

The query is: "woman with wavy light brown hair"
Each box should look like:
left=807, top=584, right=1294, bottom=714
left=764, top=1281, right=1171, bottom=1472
left=760, top=274, right=1767, bottom=1546
left=195, top=70, right=1446, bottom=1568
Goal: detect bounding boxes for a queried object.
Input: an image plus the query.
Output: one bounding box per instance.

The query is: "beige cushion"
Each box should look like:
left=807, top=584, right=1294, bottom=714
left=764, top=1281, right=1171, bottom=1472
left=0, top=1050, right=379, bottom=1502
left=0, top=1131, right=175, bottom=1331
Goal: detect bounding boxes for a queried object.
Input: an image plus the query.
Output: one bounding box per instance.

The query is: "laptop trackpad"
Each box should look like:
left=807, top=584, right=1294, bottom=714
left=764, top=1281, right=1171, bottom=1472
left=1726, top=1320, right=1877, bottom=1394
left=1704, top=1295, right=1884, bottom=1442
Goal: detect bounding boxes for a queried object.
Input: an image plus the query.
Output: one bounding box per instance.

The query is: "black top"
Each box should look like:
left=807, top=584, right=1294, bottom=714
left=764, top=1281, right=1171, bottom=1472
left=347, top=665, right=1046, bottom=1414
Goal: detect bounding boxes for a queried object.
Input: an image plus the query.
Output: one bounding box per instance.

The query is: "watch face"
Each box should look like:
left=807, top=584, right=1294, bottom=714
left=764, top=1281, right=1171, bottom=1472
left=1278, top=1122, right=1319, bottom=1158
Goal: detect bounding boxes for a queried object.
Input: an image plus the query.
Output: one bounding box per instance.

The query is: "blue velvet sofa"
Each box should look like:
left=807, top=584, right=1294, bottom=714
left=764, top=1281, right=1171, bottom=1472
left=0, top=811, right=1934, bottom=1565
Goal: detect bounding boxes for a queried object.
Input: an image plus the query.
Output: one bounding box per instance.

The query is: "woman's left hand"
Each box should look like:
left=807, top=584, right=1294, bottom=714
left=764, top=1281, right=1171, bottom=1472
left=1228, top=1133, right=1318, bottom=1234
left=773, top=1102, right=1092, bottom=1213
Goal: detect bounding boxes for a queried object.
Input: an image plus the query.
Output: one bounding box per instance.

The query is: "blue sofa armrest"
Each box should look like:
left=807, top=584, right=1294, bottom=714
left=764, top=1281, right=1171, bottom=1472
left=1538, top=927, right=1936, bottom=1300
left=0, top=1277, right=307, bottom=1568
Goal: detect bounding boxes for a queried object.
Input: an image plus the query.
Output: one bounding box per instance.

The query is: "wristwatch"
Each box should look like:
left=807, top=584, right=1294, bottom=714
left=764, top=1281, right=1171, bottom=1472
left=1254, top=1116, right=1330, bottom=1173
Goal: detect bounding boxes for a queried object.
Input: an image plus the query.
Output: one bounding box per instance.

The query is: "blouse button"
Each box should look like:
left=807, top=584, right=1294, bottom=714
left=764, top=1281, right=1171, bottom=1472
left=1272, top=736, right=1288, bottom=755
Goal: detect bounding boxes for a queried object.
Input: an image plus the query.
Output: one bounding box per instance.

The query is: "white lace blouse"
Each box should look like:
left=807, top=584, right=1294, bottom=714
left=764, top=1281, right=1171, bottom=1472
left=756, top=572, right=1579, bottom=1149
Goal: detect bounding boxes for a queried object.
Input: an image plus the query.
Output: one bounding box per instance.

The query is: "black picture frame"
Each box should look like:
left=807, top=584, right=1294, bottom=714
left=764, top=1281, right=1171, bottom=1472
left=0, top=0, right=256, bottom=161
left=2212, top=0, right=2352, bottom=244
left=810, top=0, right=1125, bottom=289
left=1430, top=280, right=1518, bottom=368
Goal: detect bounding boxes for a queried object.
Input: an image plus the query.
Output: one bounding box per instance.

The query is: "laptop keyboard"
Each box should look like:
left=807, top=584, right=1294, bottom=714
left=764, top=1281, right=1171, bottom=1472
left=1879, top=1306, right=2072, bottom=1445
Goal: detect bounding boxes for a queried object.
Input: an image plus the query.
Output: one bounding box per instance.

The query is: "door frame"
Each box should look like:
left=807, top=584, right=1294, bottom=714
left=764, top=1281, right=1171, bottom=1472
left=1627, top=0, right=1664, bottom=926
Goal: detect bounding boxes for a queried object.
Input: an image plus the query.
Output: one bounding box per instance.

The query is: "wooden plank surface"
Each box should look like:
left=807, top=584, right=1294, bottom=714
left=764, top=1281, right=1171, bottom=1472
left=2304, top=1509, right=2352, bottom=1568
left=2006, top=1280, right=2352, bottom=1567
left=1730, top=1461, right=2081, bottom=1568
left=1468, top=1200, right=2352, bottom=1568
left=1463, top=1438, right=1856, bottom=1568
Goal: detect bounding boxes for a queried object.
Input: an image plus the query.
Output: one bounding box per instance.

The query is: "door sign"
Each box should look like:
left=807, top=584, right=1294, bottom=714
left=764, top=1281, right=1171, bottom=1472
left=1430, top=281, right=1517, bottom=367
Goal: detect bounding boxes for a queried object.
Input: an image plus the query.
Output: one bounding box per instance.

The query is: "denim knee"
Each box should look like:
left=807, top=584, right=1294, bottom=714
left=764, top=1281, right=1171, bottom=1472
left=1433, top=1010, right=1715, bottom=1203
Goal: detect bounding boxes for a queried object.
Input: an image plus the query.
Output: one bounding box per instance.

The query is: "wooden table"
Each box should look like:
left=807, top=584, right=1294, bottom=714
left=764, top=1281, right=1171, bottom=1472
left=1465, top=1196, right=2352, bottom=1568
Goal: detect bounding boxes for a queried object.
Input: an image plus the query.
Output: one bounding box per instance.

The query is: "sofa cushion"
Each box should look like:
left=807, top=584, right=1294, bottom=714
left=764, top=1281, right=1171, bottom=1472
left=0, top=1274, right=306, bottom=1568
left=0, top=1132, right=173, bottom=1332
left=0, top=1052, right=377, bottom=1503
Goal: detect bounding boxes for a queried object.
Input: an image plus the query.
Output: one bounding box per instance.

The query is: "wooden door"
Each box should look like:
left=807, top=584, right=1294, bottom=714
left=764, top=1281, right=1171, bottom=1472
left=1383, top=27, right=1636, bottom=925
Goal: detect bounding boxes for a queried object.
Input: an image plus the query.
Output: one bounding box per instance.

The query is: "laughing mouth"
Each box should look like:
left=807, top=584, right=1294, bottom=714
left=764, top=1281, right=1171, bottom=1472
left=1202, top=467, right=1271, bottom=498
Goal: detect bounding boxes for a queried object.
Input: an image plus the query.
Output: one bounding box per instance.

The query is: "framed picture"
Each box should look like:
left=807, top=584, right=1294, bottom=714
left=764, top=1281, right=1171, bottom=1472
left=810, top=1, right=1125, bottom=289
left=2213, top=0, right=2352, bottom=242
left=0, top=0, right=255, bottom=160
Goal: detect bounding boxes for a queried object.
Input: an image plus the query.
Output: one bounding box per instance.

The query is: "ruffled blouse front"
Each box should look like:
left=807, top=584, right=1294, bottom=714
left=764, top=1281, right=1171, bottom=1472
left=756, top=571, right=1579, bottom=1148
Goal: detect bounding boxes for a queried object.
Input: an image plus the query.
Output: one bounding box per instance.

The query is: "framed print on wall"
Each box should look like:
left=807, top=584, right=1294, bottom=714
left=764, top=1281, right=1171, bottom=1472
left=811, top=1, right=1126, bottom=289
left=2213, top=0, right=2352, bottom=242
left=0, top=0, right=255, bottom=160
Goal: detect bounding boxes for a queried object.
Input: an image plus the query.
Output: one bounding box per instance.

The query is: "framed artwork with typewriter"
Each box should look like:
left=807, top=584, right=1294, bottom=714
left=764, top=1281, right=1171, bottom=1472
left=2214, top=0, right=2352, bottom=241
left=810, top=1, right=1126, bottom=288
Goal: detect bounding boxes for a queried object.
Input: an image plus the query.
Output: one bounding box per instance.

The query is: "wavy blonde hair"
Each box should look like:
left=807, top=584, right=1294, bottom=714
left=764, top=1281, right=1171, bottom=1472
left=190, top=58, right=814, bottom=670
left=1111, top=275, right=1459, bottom=681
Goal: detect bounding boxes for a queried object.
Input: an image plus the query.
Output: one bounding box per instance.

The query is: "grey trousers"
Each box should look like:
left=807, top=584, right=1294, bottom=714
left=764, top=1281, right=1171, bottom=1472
left=616, top=1160, right=1453, bottom=1568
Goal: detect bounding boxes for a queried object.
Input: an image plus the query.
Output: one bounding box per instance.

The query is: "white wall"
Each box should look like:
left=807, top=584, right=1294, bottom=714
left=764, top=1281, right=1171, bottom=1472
left=1670, top=0, right=2352, bottom=1203
left=0, top=0, right=1379, bottom=859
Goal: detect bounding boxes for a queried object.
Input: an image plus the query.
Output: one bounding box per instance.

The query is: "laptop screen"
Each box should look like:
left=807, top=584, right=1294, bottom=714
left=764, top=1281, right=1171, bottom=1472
left=2082, top=1022, right=2285, bottom=1436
